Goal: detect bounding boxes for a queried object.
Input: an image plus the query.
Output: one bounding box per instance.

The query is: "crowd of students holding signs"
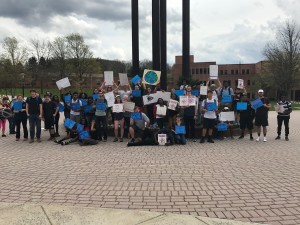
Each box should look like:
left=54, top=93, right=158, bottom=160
left=0, top=68, right=293, bottom=146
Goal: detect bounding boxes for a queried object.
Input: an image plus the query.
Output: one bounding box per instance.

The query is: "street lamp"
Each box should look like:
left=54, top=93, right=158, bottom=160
left=20, top=73, right=25, bottom=97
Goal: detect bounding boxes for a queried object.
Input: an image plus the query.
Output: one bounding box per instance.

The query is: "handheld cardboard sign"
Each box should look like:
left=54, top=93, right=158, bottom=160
left=222, top=95, right=232, bottom=103
left=251, top=98, right=263, bottom=110
left=64, top=95, right=71, bottom=104
left=96, top=102, right=106, bottom=111
left=236, top=102, right=247, bottom=111
left=175, top=126, right=186, bottom=134
left=13, top=101, right=23, bottom=111
left=64, top=118, right=76, bottom=129
left=131, top=112, right=142, bottom=120
left=217, top=123, right=228, bottom=131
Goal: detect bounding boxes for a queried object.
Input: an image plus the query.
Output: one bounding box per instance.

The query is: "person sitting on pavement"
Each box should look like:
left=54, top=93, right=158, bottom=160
left=128, top=106, right=150, bottom=143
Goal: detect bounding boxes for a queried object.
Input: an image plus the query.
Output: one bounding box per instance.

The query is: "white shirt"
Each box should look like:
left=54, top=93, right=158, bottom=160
left=202, top=99, right=217, bottom=119
left=70, top=99, right=82, bottom=116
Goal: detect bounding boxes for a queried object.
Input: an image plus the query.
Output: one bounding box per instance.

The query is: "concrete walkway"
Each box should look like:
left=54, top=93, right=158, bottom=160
left=0, top=203, right=266, bottom=225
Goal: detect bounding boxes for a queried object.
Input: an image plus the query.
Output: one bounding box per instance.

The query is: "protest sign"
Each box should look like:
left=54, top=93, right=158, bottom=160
left=79, top=131, right=90, bottom=140
left=207, top=102, right=217, bottom=111
left=142, top=69, right=161, bottom=85
left=175, top=126, right=186, bottom=134
left=56, top=77, right=71, bottom=90
left=104, top=71, right=114, bottom=86
left=200, top=86, right=208, bottom=96
left=71, top=103, right=81, bottom=110
left=131, top=75, right=141, bottom=85
left=222, top=95, right=232, bottom=103
left=156, top=106, right=167, bottom=116
left=192, top=90, right=199, bottom=97
left=174, top=90, right=185, bottom=97
left=80, top=99, right=87, bottom=107
left=188, top=96, right=197, bottom=106
left=104, top=91, right=115, bottom=107
left=92, top=94, right=99, bottom=100
left=96, top=102, right=106, bottom=111
left=251, top=98, right=263, bottom=110
left=131, top=112, right=142, bottom=120
left=219, top=111, right=235, bottom=122
left=76, top=124, right=84, bottom=133
left=64, top=95, right=71, bottom=104
left=236, top=102, right=247, bottom=111
left=64, top=118, right=76, bottom=129
left=58, top=103, right=64, bottom=112
left=84, top=105, right=93, bottom=113
left=158, top=134, right=167, bottom=146
left=119, top=73, right=129, bottom=86
left=238, top=79, right=244, bottom=89
left=275, top=104, right=285, bottom=113
left=168, top=99, right=178, bottom=111
left=179, top=96, right=189, bottom=107
left=143, top=94, right=158, bottom=105
left=156, top=91, right=171, bottom=102
left=209, top=65, right=218, bottom=80
left=113, top=104, right=124, bottom=113
left=217, top=123, right=228, bottom=131
left=132, top=90, right=141, bottom=97
left=124, top=102, right=135, bottom=112
left=13, top=101, right=22, bottom=111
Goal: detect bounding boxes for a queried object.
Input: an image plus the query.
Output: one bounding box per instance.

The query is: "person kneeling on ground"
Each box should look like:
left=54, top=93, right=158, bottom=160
left=128, top=106, right=150, bottom=143
left=217, top=107, right=234, bottom=140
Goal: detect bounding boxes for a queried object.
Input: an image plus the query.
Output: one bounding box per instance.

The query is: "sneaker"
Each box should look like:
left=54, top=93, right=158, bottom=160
left=275, top=136, right=281, bottom=140
left=113, top=138, right=118, bottom=142
left=193, top=139, right=197, bottom=142
left=2, top=134, right=6, bottom=137
left=103, top=138, right=107, bottom=142
left=129, top=138, right=135, bottom=143
left=119, top=138, right=123, bottom=142
left=207, top=138, right=214, bottom=143
left=256, top=137, right=260, bottom=142
left=29, top=139, right=34, bottom=143
left=37, top=139, right=42, bottom=143
left=250, top=136, right=254, bottom=141
left=263, top=137, right=267, bottom=142
left=16, top=138, right=20, bottom=141
left=238, top=135, right=244, bottom=139
left=200, top=138, right=205, bottom=143
left=285, top=136, right=289, bottom=141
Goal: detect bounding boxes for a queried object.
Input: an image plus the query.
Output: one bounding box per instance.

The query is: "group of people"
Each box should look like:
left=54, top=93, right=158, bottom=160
left=0, top=77, right=293, bottom=146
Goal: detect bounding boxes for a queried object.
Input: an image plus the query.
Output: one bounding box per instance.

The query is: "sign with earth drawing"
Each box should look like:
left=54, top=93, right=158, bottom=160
left=142, top=69, right=161, bottom=85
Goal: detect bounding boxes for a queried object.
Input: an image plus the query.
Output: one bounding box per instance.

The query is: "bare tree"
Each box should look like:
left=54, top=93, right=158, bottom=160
left=263, top=21, right=300, bottom=99
left=49, top=37, right=68, bottom=79
left=2, top=37, right=27, bottom=67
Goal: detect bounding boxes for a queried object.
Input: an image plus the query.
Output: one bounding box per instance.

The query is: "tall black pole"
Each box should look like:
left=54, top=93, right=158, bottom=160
left=152, top=0, right=161, bottom=72
left=160, top=0, right=167, bottom=90
left=182, top=0, right=190, bottom=81
left=131, top=0, right=139, bottom=76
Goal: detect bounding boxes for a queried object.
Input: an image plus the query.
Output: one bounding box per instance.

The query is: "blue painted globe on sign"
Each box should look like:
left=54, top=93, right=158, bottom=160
left=144, top=71, right=158, bottom=84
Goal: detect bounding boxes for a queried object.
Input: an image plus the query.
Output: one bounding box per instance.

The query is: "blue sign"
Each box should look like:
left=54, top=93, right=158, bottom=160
left=175, top=126, right=186, bottom=134
left=58, top=103, right=64, bottom=112
left=217, top=123, right=228, bottom=131
left=131, top=75, right=141, bottom=85
left=207, top=103, right=217, bottom=111
left=92, top=94, right=99, bottom=100
left=71, top=103, right=81, bottom=110
left=236, top=102, right=247, bottom=111
left=84, top=105, right=93, bottom=113
left=64, top=118, right=76, bottom=129
left=222, top=95, right=232, bottom=103
left=13, top=101, right=23, bottom=111
left=76, top=124, right=84, bottom=133
left=251, top=98, right=264, bottom=110
left=64, top=95, right=71, bottom=104
left=96, top=102, right=106, bottom=110
left=80, top=99, right=88, bottom=107
left=174, top=90, right=185, bottom=97
left=132, top=90, right=141, bottom=97
left=191, top=90, right=199, bottom=97
left=79, top=131, right=90, bottom=140
left=131, top=112, right=142, bottom=121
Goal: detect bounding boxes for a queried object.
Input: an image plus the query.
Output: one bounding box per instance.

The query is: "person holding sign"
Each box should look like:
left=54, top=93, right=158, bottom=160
left=94, top=91, right=108, bottom=142
left=200, top=90, right=218, bottom=143
left=183, top=86, right=197, bottom=142
left=254, top=89, right=271, bottom=142
left=155, top=98, right=167, bottom=129
left=132, top=83, right=144, bottom=108
left=70, top=92, right=82, bottom=124
left=26, top=90, right=43, bottom=143
left=218, top=81, right=234, bottom=110
left=167, top=93, right=180, bottom=130
left=42, top=94, right=58, bottom=141
left=275, top=96, right=292, bottom=141
left=217, top=107, right=234, bottom=140
left=51, top=95, right=61, bottom=137
left=173, top=115, right=186, bottom=145
left=129, top=106, right=150, bottom=143
left=238, top=94, right=255, bottom=140
left=112, top=95, right=125, bottom=142
left=0, top=97, right=10, bottom=137
left=123, top=95, right=134, bottom=139
left=12, top=95, right=28, bottom=141
left=83, top=97, right=95, bottom=127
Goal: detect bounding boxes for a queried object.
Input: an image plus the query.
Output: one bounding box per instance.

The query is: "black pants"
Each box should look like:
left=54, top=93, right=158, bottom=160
left=54, top=114, right=60, bottom=134
left=184, top=116, right=195, bottom=139
left=277, top=116, right=289, bottom=136
left=15, top=119, right=28, bottom=139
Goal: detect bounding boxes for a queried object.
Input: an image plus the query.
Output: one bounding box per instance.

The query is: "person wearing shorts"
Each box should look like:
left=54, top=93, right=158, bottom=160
left=129, top=106, right=150, bottom=143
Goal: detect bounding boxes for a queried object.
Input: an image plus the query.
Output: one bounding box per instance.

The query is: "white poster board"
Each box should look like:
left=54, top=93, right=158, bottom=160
left=104, top=71, right=114, bottom=86
left=143, top=94, right=158, bottom=105
left=168, top=99, right=178, bottom=111
left=156, top=91, right=171, bottom=102
left=104, top=91, right=115, bottom=107
left=200, top=86, right=208, bottom=96
left=238, top=79, right=244, bottom=89
left=119, top=73, right=129, bottom=86
left=158, top=134, right=167, bottom=146
left=179, top=96, right=189, bottom=107
left=113, top=104, right=124, bottom=113
left=56, top=77, right=71, bottom=90
left=219, top=111, right=235, bottom=122
left=209, top=65, right=218, bottom=80
left=156, top=106, right=167, bottom=116
left=188, top=96, right=197, bottom=106
left=275, top=104, right=285, bottom=113
left=124, top=102, right=135, bottom=112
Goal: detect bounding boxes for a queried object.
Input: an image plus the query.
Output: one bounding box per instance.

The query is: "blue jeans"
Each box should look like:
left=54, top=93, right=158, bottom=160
left=175, top=134, right=186, bottom=145
left=29, top=114, right=41, bottom=139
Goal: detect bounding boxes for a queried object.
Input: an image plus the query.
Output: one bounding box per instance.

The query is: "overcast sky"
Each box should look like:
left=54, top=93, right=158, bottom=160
left=0, top=0, right=299, bottom=64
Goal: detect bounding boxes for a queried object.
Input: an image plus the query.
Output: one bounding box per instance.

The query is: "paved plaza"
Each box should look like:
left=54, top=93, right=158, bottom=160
left=0, top=111, right=300, bottom=225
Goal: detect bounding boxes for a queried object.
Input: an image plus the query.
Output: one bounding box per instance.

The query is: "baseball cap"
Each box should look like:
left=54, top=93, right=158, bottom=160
left=258, top=89, right=264, bottom=93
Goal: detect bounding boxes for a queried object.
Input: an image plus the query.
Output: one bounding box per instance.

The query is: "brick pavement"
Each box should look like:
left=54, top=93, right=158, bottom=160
left=0, top=111, right=300, bottom=225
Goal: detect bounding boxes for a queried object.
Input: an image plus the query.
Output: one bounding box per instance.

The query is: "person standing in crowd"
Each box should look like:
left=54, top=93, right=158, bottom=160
left=129, top=106, right=150, bottom=143
left=26, top=89, right=43, bottom=143
left=94, top=91, right=108, bottom=142
left=275, top=95, right=292, bottom=141
left=113, top=95, right=125, bottom=142
left=123, top=95, right=132, bottom=139
left=254, top=89, right=271, bottom=142
left=52, top=95, right=61, bottom=137
left=144, top=87, right=155, bottom=125
left=167, top=93, right=180, bottom=130
left=183, top=86, right=197, bottom=142
left=155, top=98, right=167, bottom=129
left=43, top=94, right=58, bottom=141
left=218, top=81, right=234, bottom=110
left=12, top=95, right=28, bottom=141
left=70, top=92, right=82, bottom=123
left=7, top=97, right=16, bottom=134
left=200, top=90, right=217, bottom=143
left=180, top=79, right=188, bottom=91
left=238, top=94, right=255, bottom=140
left=0, top=98, right=8, bottom=137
